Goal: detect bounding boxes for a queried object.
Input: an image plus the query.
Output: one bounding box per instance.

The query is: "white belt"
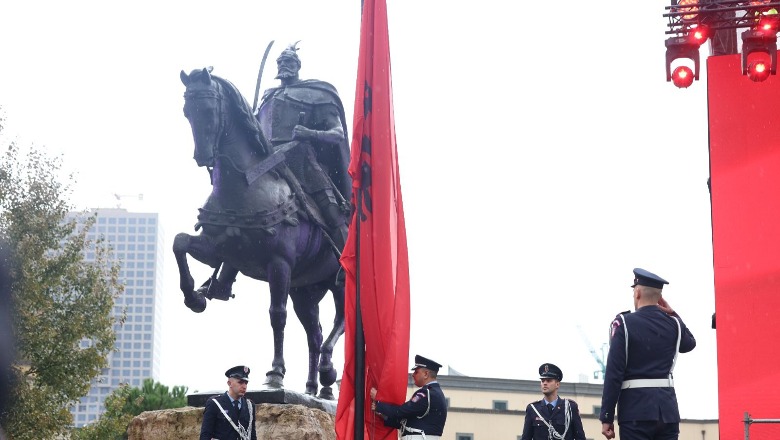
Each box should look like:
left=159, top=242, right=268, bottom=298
left=401, top=436, right=440, bottom=440
left=621, top=378, right=674, bottom=389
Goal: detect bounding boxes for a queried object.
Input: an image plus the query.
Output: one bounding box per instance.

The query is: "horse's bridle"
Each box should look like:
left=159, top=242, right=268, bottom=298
left=184, top=85, right=228, bottom=169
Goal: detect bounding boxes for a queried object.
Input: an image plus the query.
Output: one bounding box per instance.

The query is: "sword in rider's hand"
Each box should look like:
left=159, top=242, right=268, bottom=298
left=252, top=40, right=275, bottom=114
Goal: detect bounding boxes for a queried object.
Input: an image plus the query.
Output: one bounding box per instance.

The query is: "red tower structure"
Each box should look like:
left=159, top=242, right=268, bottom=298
left=664, top=1, right=780, bottom=438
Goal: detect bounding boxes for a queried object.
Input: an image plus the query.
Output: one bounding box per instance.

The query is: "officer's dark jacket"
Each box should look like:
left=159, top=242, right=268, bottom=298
left=520, top=398, right=587, bottom=440
left=199, top=392, right=257, bottom=440
left=375, top=382, right=447, bottom=436
left=599, top=305, right=696, bottom=424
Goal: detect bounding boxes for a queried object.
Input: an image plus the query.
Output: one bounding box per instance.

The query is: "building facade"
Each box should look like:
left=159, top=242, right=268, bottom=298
left=394, top=374, right=718, bottom=440
left=69, top=209, right=163, bottom=427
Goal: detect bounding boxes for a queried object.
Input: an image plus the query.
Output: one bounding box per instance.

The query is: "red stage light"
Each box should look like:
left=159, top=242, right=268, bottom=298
left=758, top=15, right=780, bottom=32
left=672, top=66, right=695, bottom=88
left=665, top=36, right=701, bottom=86
left=748, top=60, right=772, bottom=81
left=690, top=26, right=711, bottom=44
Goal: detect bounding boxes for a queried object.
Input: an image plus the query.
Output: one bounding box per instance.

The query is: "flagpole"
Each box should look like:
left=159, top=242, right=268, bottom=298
left=353, top=162, right=368, bottom=440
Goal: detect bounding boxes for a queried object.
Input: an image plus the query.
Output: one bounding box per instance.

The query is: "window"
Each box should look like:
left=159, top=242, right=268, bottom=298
left=456, top=434, right=473, bottom=440
left=593, top=405, right=602, bottom=416
left=493, top=400, right=508, bottom=411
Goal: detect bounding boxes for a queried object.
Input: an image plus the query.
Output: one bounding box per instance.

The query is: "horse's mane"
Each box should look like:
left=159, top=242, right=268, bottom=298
left=188, top=69, right=271, bottom=156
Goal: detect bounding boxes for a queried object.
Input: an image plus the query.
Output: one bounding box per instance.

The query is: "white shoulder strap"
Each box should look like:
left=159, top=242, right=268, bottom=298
left=529, top=400, right=570, bottom=440
left=212, top=398, right=252, bottom=440
left=620, top=314, right=629, bottom=366
left=417, top=386, right=431, bottom=419
left=669, top=316, right=681, bottom=379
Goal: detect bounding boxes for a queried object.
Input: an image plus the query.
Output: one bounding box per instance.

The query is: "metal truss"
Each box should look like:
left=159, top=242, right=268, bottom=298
left=665, top=1, right=780, bottom=36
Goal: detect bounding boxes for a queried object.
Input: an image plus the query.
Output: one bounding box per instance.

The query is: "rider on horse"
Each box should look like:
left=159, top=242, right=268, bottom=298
left=256, top=42, right=351, bottom=252
left=200, top=44, right=351, bottom=301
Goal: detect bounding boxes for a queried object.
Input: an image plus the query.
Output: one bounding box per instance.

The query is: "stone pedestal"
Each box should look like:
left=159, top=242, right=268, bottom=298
left=128, top=402, right=335, bottom=440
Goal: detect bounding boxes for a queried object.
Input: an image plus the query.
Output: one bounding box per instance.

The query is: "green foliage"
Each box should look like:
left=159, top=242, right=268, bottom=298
left=71, top=385, right=135, bottom=440
left=0, top=109, right=124, bottom=439
left=71, top=380, right=189, bottom=440
left=124, top=379, right=189, bottom=414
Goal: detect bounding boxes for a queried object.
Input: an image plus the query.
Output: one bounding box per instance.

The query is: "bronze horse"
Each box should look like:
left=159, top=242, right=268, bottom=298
left=173, top=68, right=345, bottom=399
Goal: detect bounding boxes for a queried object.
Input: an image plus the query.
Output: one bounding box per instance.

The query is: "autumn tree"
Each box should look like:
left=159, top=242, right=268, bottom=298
left=0, top=110, right=124, bottom=439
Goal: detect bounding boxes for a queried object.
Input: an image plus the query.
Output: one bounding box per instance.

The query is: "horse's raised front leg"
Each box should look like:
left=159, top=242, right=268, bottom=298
left=262, top=256, right=291, bottom=389
left=290, top=285, right=327, bottom=397
left=318, top=281, right=345, bottom=400
left=172, top=232, right=221, bottom=313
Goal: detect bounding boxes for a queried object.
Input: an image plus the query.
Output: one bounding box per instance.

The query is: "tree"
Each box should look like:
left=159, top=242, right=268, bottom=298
left=70, top=385, right=135, bottom=440
left=72, top=380, right=188, bottom=440
left=123, top=379, right=188, bottom=414
left=0, top=109, right=124, bottom=439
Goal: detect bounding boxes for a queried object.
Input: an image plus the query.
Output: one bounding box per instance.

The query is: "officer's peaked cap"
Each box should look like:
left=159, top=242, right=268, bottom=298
left=411, top=355, right=442, bottom=373
left=631, top=268, right=669, bottom=289
left=539, top=363, right=563, bottom=381
left=225, top=365, right=251, bottom=381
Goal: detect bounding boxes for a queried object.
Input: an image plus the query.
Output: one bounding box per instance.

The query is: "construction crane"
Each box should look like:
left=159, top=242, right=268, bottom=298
left=577, top=325, right=607, bottom=381
left=113, top=193, right=143, bottom=209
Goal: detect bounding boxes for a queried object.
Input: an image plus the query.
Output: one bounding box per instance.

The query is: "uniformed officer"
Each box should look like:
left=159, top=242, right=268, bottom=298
left=520, top=363, right=586, bottom=440
left=599, top=268, right=696, bottom=440
left=370, top=355, right=448, bottom=439
left=199, top=365, right=257, bottom=440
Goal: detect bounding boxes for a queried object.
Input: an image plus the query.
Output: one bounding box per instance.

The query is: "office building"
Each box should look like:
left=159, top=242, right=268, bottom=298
left=70, top=208, right=163, bottom=427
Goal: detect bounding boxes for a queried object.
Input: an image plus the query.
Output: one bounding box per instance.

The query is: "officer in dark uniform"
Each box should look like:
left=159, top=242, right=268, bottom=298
left=200, top=365, right=257, bottom=440
left=599, top=268, right=696, bottom=440
left=370, top=355, right=448, bottom=439
left=520, top=363, right=586, bottom=440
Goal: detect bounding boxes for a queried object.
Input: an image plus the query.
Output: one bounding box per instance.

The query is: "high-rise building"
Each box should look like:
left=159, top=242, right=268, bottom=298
left=69, top=208, right=163, bottom=427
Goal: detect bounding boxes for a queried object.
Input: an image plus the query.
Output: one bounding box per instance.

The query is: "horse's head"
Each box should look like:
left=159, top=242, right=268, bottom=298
left=181, top=67, right=225, bottom=168
left=181, top=68, right=270, bottom=168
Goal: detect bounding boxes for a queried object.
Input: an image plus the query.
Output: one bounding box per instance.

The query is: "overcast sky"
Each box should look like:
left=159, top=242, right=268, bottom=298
left=0, top=1, right=717, bottom=419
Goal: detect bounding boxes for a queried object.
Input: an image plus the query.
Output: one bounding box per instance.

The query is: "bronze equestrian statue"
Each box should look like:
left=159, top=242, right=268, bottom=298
left=173, top=51, right=350, bottom=399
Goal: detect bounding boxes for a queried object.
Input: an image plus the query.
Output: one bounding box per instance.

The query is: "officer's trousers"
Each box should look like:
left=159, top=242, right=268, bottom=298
left=619, top=420, right=680, bottom=440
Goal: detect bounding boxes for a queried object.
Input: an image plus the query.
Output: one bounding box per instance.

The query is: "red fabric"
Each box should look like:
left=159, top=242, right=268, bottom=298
left=335, top=1, right=410, bottom=439
left=708, top=54, right=780, bottom=439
